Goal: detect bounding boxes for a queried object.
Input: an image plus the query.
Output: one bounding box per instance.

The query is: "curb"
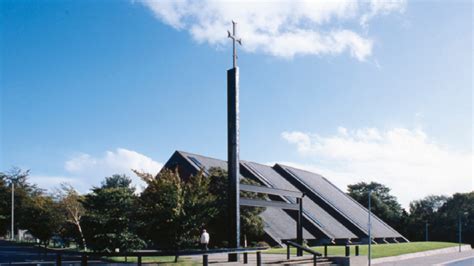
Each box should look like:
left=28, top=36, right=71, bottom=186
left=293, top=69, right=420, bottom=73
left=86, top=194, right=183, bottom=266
left=372, top=245, right=472, bottom=264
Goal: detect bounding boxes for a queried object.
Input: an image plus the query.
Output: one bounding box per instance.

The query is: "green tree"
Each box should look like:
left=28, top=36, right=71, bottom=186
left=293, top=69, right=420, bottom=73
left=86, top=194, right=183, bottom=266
left=207, top=168, right=265, bottom=247
left=21, top=194, right=64, bottom=248
left=0, top=174, right=9, bottom=236
left=347, top=182, right=405, bottom=231
left=81, top=174, right=145, bottom=252
left=406, top=195, right=448, bottom=241
left=0, top=167, right=42, bottom=238
left=431, top=192, right=473, bottom=245
left=139, top=169, right=217, bottom=249
left=55, top=183, right=87, bottom=249
left=136, top=167, right=266, bottom=249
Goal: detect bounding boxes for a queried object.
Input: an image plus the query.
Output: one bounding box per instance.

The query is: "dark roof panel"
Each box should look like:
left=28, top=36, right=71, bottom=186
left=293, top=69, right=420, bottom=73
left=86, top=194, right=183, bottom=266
left=175, top=151, right=311, bottom=243
left=178, top=151, right=229, bottom=175
left=165, top=151, right=407, bottom=243
left=241, top=161, right=357, bottom=240
left=261, top=207, right=315, bottom=242
left=276, top=164, right=405, bottom=239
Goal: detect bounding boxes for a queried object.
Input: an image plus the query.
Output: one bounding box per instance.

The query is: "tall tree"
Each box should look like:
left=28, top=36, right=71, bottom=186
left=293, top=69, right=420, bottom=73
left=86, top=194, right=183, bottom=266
left=207, top=168, right=265, bottom=246
left=81, top=174, right=145, bottom=252
left=0, top=174, right=9, bottom=236
left=431, top=192, right=473, bottom=245
left=55, top=183, right=87, bottom=250
left=21, top=193, right=64, bottom=248
left=406, top=195, right=448, bottom=240
left=0, top=167, right=42, bottom=237
left=139, top=169, right=217, bottom=249
left=347, top=182, right=405, bottom=231
left=136, top=167, right=265, bottom=249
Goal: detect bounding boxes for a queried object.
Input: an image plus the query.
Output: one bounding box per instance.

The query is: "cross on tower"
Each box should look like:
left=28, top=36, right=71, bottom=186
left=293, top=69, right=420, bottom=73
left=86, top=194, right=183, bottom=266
left=227, top=21, right=242, bottom=68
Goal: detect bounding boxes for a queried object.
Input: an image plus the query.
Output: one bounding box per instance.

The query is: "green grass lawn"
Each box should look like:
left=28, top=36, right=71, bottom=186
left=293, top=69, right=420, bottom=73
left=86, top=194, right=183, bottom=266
left=266, top=241, right=460, bottom=259
left=106, top=256, right=200, bottom=265
left=101, top=242, right=462, bottom=264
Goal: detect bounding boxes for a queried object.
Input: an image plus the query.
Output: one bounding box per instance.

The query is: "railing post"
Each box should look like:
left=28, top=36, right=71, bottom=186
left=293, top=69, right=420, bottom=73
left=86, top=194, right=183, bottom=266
left=56, top=253, right=62, bottom=266
left=256, top=251, right=262, bottom=266
left=287, top=244, right=290, bottom=260
left=137, top=255, right=142, bottom=266
left=345, top=245, right=350, bottom=256
left=81, top=254, right=88, bottom=266
left=313, top=254, right=317, bottom=266
left=324, top=245, right=327, bottom=257
left=243, top=252, right=248, bottom=264
left=203, top=254, right=208, bottom=266
left=355, top=245, right=359, bottom=256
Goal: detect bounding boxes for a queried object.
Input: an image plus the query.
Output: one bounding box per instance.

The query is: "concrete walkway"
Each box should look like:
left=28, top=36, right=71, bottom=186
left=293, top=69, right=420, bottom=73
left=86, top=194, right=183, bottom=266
left=183, top=252, right=333, bottom=265
left=373, top=246, right=474, bottom=266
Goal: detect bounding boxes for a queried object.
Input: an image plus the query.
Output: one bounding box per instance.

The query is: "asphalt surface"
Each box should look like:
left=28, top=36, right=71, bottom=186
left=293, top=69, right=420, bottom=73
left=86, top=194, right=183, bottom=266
left=0, top=240, right=96, bottom=265
left=0, top=240, right=56, bottom=264
left=375, top=249, right=474, bottom=266
left=437, top=256, right=474, bottom=266
left=2, top=239, right=473, bottom=265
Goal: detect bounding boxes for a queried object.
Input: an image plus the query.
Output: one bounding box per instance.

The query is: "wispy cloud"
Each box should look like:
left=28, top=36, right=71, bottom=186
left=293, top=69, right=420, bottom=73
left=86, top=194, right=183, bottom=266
left=31, top=148, right=163, bottom=193
left=282, top=127, right=473, bottom=208
left=29, top=175, right=85, bottom=192
left=360, top=0, right=406, bottom=27
left=139, top=0, right=406, bottom=61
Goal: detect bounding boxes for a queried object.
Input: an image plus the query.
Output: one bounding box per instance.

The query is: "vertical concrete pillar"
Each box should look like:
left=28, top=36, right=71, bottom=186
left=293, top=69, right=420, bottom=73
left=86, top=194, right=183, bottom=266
left=297, top=197, right=303, bottom=257
left=227, top=67, right=240, bottom=261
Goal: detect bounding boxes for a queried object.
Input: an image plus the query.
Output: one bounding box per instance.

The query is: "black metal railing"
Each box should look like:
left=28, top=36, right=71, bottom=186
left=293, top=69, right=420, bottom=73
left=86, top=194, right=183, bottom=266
left=52, top=246, right=268, bottom=266
left=283, top=240, right=322, bottom=266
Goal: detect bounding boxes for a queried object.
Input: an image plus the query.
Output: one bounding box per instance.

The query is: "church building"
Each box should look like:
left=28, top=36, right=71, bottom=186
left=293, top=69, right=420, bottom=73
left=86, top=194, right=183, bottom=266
left=162, top=150, right=408, bottom=246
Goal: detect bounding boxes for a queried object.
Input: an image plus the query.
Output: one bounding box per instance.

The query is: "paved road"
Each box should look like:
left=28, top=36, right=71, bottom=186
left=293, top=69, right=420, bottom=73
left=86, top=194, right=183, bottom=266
left=0, top=240, right=96, bottom=265
left=0, top=240, right=56, bottom=264
left=437, top=256, right=474, bottom=266
left=375, top=249, right=474, bottom=266
left=3, top=240, right=473, bottom=266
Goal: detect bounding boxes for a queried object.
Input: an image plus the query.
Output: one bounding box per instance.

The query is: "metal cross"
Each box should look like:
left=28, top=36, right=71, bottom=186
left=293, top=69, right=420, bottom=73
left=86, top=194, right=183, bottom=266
left=227, top=20, right=242, bottom=68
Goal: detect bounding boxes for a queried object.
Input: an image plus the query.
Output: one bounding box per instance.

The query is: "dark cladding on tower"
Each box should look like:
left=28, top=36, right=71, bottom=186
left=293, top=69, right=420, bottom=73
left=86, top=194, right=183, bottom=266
left=227, top=21, right=242, bottom=257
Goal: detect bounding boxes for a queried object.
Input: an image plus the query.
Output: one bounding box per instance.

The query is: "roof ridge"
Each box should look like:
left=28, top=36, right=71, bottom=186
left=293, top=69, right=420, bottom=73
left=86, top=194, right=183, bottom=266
left=275, top=163, right=324, bottom=177
left=176, top=150, right=226, bottom=162
left=241, top=160, right=274, bottom=168
left=177, top=150, right=276, bottom=168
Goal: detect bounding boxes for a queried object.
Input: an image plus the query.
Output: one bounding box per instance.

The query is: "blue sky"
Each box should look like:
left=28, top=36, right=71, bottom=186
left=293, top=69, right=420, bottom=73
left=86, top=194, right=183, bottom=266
left=1, top=0, right=472, bottom=207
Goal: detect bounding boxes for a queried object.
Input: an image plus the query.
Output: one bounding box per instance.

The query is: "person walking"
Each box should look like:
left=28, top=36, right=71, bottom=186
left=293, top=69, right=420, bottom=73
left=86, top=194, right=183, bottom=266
left=200, top=229, right=210, bottom=250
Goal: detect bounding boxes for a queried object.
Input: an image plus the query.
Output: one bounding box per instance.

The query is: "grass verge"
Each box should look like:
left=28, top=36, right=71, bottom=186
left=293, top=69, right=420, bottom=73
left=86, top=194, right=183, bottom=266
left=265, top=241, right=461, bottom=259
left=106, top=256, right=200, bottom=265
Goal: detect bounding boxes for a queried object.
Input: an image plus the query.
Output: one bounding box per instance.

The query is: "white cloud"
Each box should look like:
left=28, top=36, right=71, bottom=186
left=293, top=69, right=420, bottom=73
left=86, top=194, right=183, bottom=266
left=139, top=0, right=406, bottom=61
left=64, top=148, right=163, bottom=192
left=361, top=0, right=406, bottom=27
left=282, top=127, right=473, bottom=208
left=29, top=175, right=86, bottom=192
left=29, top=149, right=162, bottom=193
